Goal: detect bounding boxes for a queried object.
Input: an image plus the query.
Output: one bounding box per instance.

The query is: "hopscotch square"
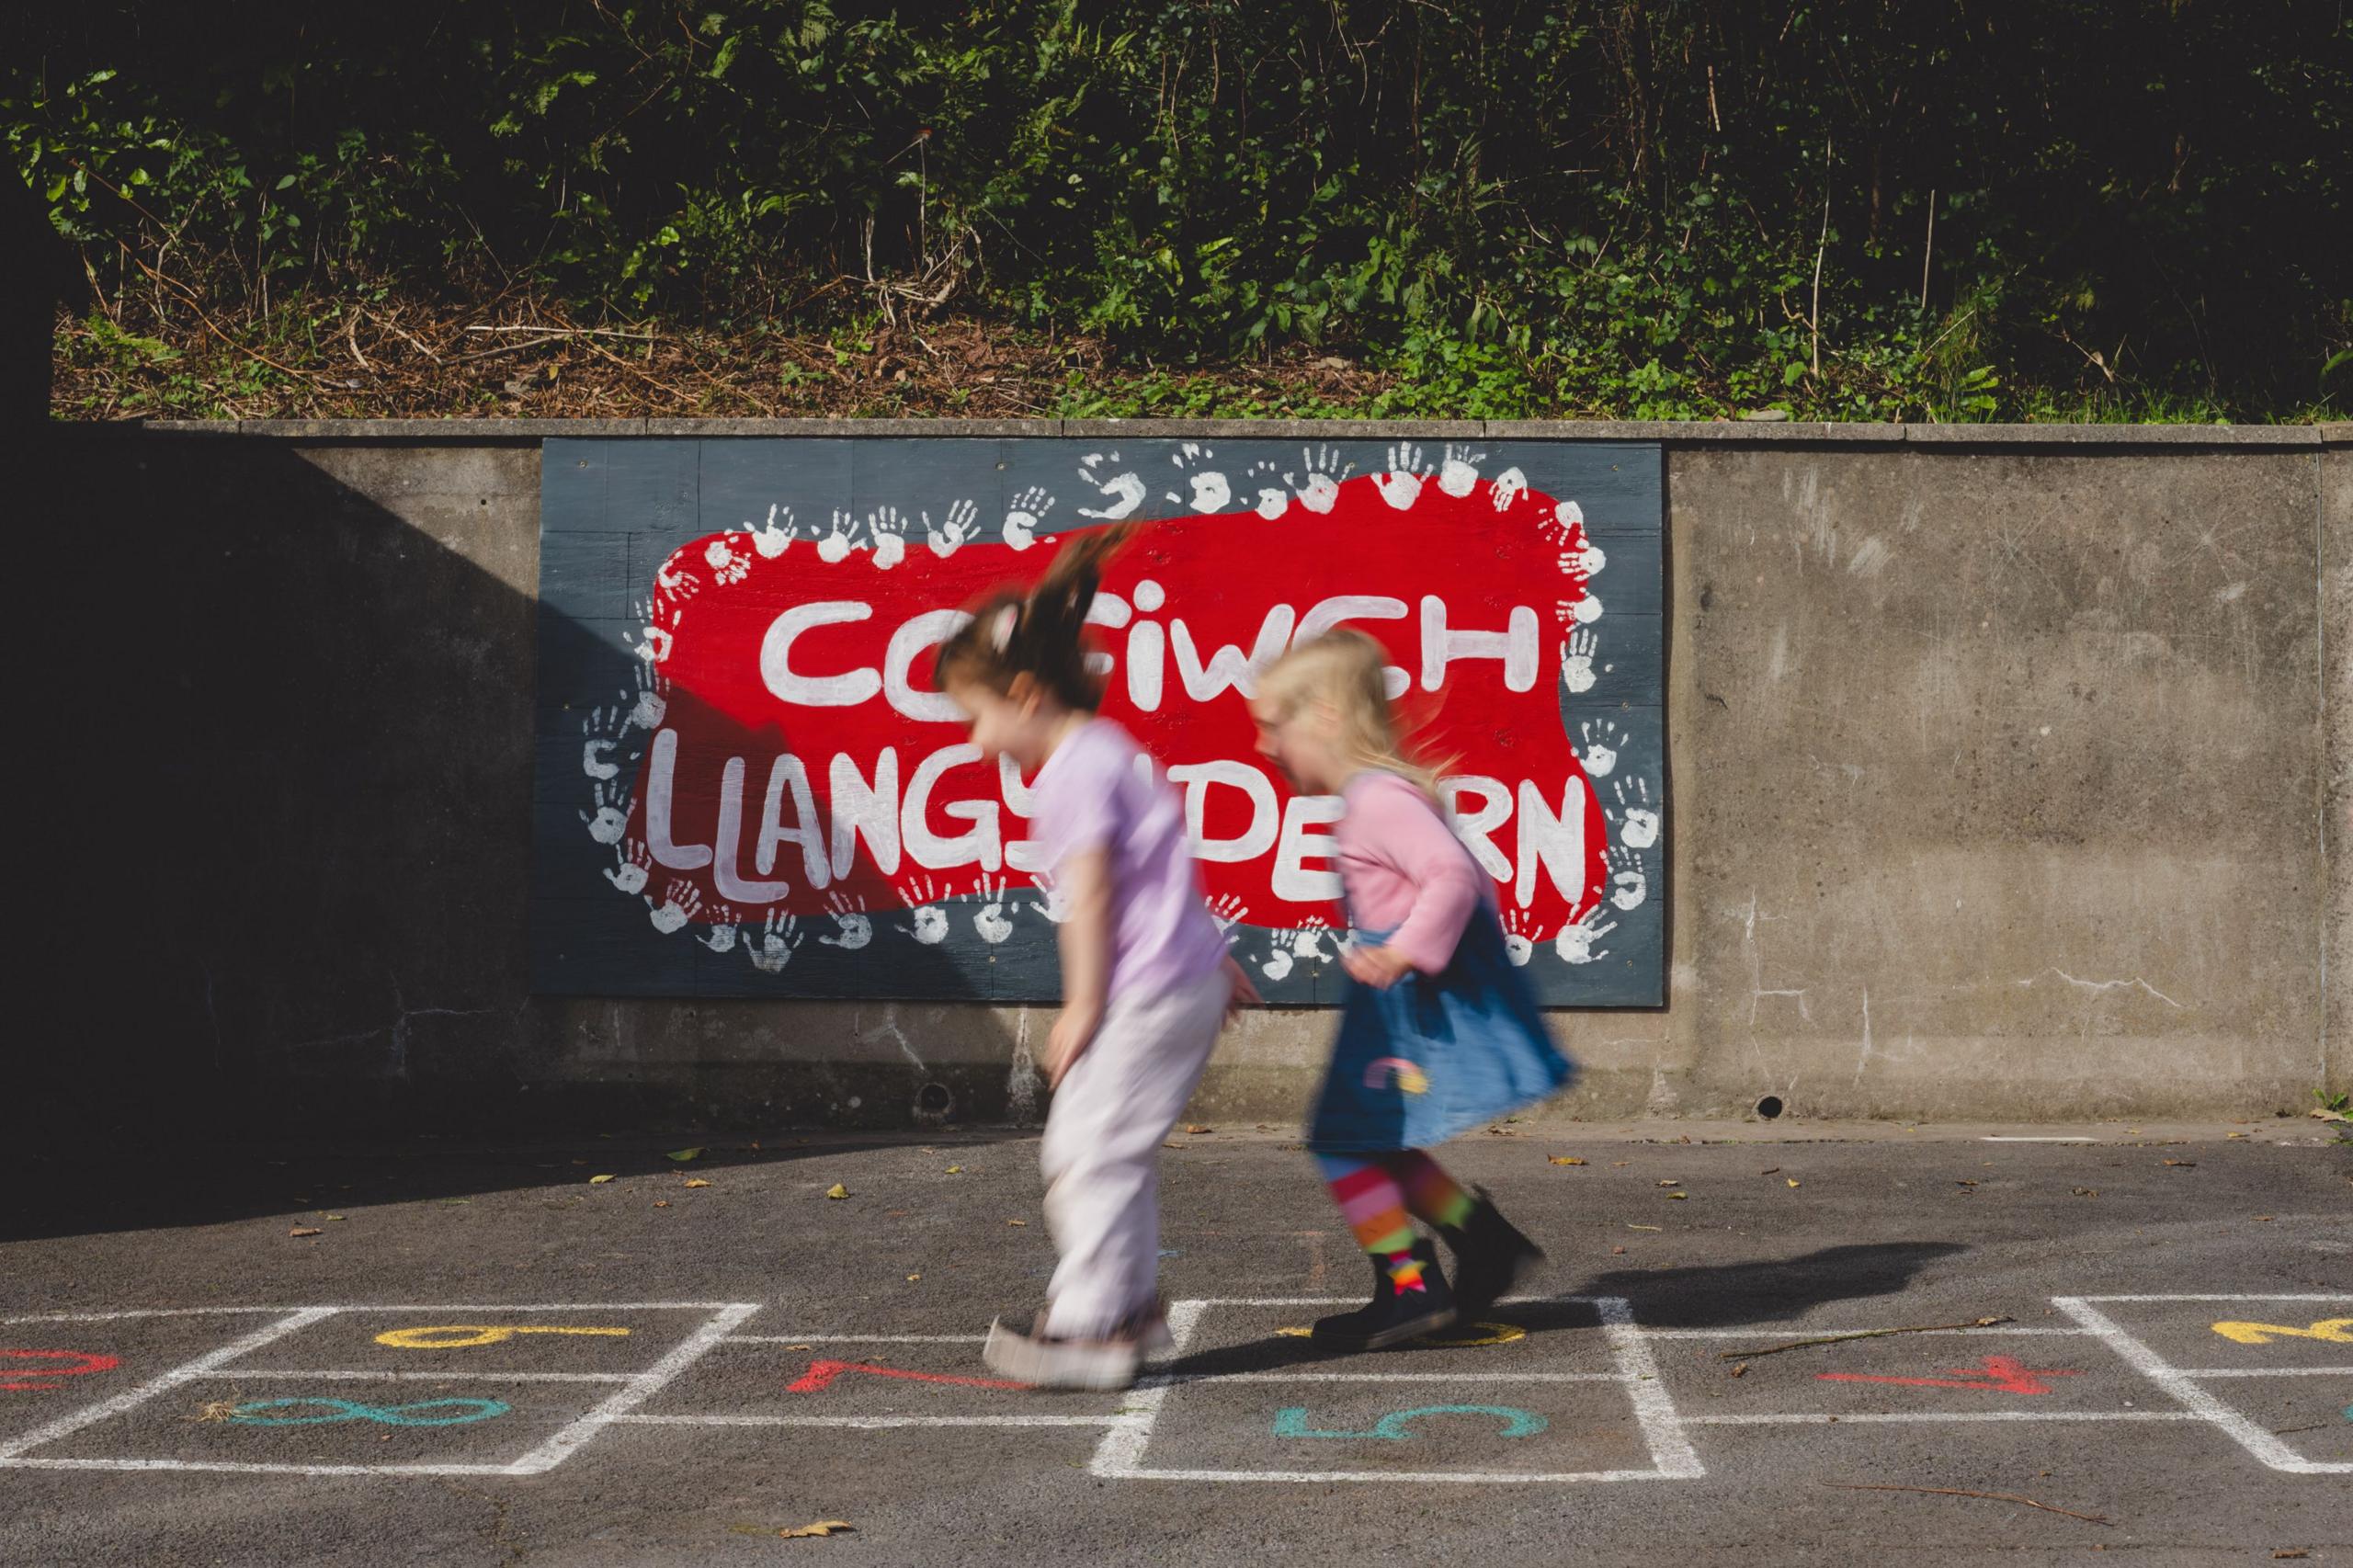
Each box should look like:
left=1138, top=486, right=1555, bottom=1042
left=1, top=1310, right=292, bottom=1449
left=2056, top=1294, right=2353, bottom=1475
left=1099, top=1297, right=1698, bottom=1483
left=643, top=1335, right=1131, bottom=1420
left=1164, top=1298, right=1620, bottom=1379
left=0, top=1302, right=758, bottom=1476
left=2075, top=1293, right=2353, bottom=1369
left=1649, top=1324, right=2137, bottom=1421
left=2214, top=1373, right=2350, bottom=1470
left=21, top=1372, right=603, bottom=1472
left=223, top=1303, right=730, bottom=1376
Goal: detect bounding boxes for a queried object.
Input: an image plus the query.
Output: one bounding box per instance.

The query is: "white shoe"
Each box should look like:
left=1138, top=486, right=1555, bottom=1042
left=983, top=1315, right=1144, bottom=1391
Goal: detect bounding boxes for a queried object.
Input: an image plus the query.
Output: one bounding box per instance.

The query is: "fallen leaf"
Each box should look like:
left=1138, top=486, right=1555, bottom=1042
left=906, top=1273, right=922, bottom=1282
left=2162, top=1159, right=2197, bottom=1167
left=1656, top=1179, right=1681, bottom=1187
left=824, top=1184, right=850, bottom=1199
left=1627, top=1223, right=1662, bottom=1232
left=589, top=1174, right=616, bottom=1185
left=2253, top=1214, right=2275, bottom=1221
left=2227, top=1131, right=2247, bottom=1139
left=684, top=1178, right=711, bottom=1188
left=1548, top=1155, right=1587, bottom=1166
left=1163, top=1142, right=1187, bottom=1149
left=666, top=1147, right=703, bottom=1163
left=2273, top=1550, right=2309, bottom=1559
left=1728, top=1363, right=1749, bottom=1378
left=1666, top=1191, right=1688, bottom=1200
left=1610, top=1245, right=1626, bottom=1255
left=1184, top=1125, right=1213, bottom=1135
left=653, top=1200, right=671, bottom=1209
left=1955, top=1179, right=1977, bottom=1187
left=2073, top=1187, right=2099, bottom=1198
left=945, top=1165, right=963, bottom=1174
left=776, top=1521, right=855, bottom=1539
left=1787, top=1178, right=1802, bottom=1187
left=1759, top=1166, right=1781, bottom=1176
left=786, top=1344, right=811, bottom=1352
left=325, top=1214, right=346, bottom=1221
left=1275, top=1326, right=1313, bottom=1338
left=1006, top=1219, right=1027, bottom=1227
left=289, top=1226, right=322, bottom=1238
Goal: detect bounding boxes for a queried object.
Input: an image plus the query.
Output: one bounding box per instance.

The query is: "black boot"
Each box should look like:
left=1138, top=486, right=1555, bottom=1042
left=1438, top=1187, right=1544, bottom=1319
left=1310, top=1238, right=1458, bottom=1351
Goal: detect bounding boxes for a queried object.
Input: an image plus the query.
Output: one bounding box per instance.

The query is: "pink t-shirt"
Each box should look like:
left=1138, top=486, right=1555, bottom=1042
left=1027, top=719, right=1227, bottom=1002
left=1336, top=770, right=1490, bottom=976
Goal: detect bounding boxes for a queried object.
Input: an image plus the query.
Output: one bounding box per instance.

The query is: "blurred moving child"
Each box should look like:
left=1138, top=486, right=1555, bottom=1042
left=936, top=527, right=1258, bottom=1389
left=1250, top=630, right=1575, bottom=1348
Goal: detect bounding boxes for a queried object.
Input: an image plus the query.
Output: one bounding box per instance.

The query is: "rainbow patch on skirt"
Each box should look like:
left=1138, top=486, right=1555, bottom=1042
left=1362, top=1057, right=1431, bottom=1095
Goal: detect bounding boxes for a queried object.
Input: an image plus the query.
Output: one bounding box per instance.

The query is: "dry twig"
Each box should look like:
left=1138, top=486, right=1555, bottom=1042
left=1716, top=1316, right=2013, bottom=1360
left=1824, top=1483, right=2111, bottom=1527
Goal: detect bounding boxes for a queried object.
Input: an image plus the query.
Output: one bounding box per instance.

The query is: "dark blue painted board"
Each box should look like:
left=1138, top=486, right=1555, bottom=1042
left=532, top=437, right=1665, bottom=1005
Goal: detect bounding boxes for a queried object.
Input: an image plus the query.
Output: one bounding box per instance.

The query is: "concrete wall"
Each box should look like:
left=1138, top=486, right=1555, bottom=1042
left=15, top=418, right=2346, bottom=1152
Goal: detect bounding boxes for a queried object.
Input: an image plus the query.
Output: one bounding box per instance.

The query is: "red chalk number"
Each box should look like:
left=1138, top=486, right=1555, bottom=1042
left=2, top=1350, right=123, bottom=1392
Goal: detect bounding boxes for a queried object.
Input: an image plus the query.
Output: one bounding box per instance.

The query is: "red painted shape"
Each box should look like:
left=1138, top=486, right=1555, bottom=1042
left=2, top=1350, right=122, bottom=1392
left=1815, top=1355, right=2084, bottom=1394
left=624, top=472, right=1607, bottom=936
left=786, top=1358, right=1029, bottom=1394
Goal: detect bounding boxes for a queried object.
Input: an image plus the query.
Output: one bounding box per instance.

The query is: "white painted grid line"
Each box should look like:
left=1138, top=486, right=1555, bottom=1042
left=1086, top=1299, right=1204, bottom=1479
left=1598, top=1297, right=1705, bottom=1479
left=194, top=1369, right=634, bottom=1384
left=1120, top=1465, right=1674, bottom=1484
left=0, top=1308, right=335, bottom=1464
left=614, top=1414, right=1138, bottom=1429
left=727, top=1334, right=988, bottom=1346
left=0, top=1458, right=524, bottom=1476
left=2176, top=1367, right=2353, bottom=1379
left=2075, top=1294, right=2353, bottom=1303
left=1640, top=1326, right=2089, bottom=1340
left=0, top=1307, right=304, bottom=1325
left=501, top=1303, right=762, bottom=1475
left=2052, top=1295, right=2351, bottom=1475
left=1136, top=1371, right=1626, bottom=1386
left=1682, top=1411, right=2202, bottom=1426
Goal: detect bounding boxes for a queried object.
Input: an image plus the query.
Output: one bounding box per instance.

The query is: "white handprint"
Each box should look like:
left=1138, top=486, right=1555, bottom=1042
left=1577, top=718, right=1621, bottom=778
left=1245, top=460, right=1289, bottom=519
left=1561, top=630, right=1599, bottom=694
left=1539, top=498, right=1586, bottom=547
left=1502, top=908, right=1539, bottom=967
left=580, top=778, right=631, bottom=845
left=699, top=903, right=741, bottom=952
left=654, top=548, right=702, bottom=608
left=1285, top=445, right=1354, bottom=514
left=746, top=910, right=802, bottom=973
left=1165, top=443, right=1231, bottom=513
left=972, top=873, right=1016, bottom=944
left=1002, top=486, right=1054, bottom=551
left=1606, top=846, right=1649, bottom=912
left=627, top=661, right=668, bottom=731
left=1290, top=917, right=1334, bottom=960
left=1610, top=778, right=1659, bottom=849
left=1204, top=892, right=1248, bottom=942
left=1490, top=466, right=1529, bottom=510
left=1555, top=904, right=1618, bottom=964
left=1559, top=590, right=1604, bottom=626
left=581, top=706, right=627, bottom=780
left=1077, top=452, right=1146, bottom=521
left=1438, top=444, right=1485, bottom=498
left=628, top=599, right=673, bottom=665
left=898, top=877, right=949, bottom=945
left=604, top=839, right=653, bottom=895
left=647, top=879, right=702, bottom=935
left=817, top=892, right=873, bottom=950
left=1025, top=870, right=1072, bottom=925
left=1559, top=539, right=1607, bottom=579
left=866, top=506, right=910, bottom=570
left=1371, top=443, right=1433, bottom=509
left=704, top=535, right=751, bottom=585
left=925, top=498, right=978, bottom=559
left=748, top=503, right=798, bottom=559
left=1260, top=933, right=1298, bottom=982
left=817, top=509, right=860, bottom=563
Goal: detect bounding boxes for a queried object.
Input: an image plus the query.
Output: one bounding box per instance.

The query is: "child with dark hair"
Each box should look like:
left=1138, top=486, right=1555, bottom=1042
left=937, top=526, right=1258, bottom=1390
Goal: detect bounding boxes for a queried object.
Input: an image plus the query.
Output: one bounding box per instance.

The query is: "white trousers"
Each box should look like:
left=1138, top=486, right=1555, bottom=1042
left=1039, top=971, right=1228, bottom=1337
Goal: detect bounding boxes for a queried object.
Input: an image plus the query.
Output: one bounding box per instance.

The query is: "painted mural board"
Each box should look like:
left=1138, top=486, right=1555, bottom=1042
left=531, top=437, right=1663, bottom=1005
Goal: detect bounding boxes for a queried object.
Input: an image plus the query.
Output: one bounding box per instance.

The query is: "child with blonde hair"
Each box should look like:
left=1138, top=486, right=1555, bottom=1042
left=935, top=527, right=1258, bottom=1389
left=1250, top=630, right=1574, bottom=1347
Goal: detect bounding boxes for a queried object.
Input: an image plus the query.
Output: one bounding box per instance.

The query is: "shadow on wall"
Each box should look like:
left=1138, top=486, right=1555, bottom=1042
left=7, top=429, right=1015, bottom=1165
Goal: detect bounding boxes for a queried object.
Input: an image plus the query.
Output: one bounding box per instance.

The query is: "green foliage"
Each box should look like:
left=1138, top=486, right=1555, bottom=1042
left=8, top=2, right=2347, bottom=419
